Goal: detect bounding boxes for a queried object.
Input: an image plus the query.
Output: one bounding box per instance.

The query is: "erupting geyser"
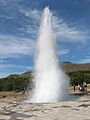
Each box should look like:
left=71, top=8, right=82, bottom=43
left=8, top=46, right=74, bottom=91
left=30, top=7, right=69, bottom=102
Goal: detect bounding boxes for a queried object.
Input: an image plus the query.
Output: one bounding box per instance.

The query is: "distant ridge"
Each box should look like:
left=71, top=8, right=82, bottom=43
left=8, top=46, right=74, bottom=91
left=61, top=62, right=90, bottom=72
left=6, top=62, right=90, bottom=78
left=0, top=62, right=90, bottom=92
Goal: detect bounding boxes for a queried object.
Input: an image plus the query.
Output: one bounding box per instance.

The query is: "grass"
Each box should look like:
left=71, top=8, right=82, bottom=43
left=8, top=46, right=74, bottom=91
left=87, top=84, right=90, bottom=89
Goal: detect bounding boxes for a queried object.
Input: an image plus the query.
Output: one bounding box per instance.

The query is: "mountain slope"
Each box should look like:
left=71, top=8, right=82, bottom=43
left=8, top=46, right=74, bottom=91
left=3, top=62, right=90, bottom=79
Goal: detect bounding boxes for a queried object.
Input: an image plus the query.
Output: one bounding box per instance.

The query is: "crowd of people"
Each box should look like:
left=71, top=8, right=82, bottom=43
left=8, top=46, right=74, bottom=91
left=73, top=82, right=87, bottom=92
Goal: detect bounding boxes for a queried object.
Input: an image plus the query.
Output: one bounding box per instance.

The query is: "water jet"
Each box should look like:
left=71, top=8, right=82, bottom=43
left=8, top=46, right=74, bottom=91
left=30, top=7, right=69, bottom=103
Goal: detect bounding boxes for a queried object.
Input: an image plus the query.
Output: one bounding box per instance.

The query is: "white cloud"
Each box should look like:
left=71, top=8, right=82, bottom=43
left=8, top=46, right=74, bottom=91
left=57, top=49, right=70, bottom=55
left=19, top=9, right=41, bottom=36
left=21, top=9, right=41, bottom=21
left=52, top=15, right=89, bottom=43
left=0, top=0, right=23, bottom=6
left=0, top=1, right=89, bottom=43
left=0, top=34, right=35, bottom=75
left=0, top=14, right=14, bottom=20
left=20, top=8, right=89, bottom=43
left=78, top=58, right=90, bottom=63
left=0, top=63, right=29, bottom=69
left=0, top=34, right=35, bottom=59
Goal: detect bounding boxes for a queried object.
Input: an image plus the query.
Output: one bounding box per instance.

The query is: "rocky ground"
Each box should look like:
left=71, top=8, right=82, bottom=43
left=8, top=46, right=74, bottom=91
left=0, top=92, right=90, bottom=120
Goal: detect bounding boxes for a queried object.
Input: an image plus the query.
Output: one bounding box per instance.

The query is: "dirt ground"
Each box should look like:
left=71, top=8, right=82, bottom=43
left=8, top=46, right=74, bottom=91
left=0, top=91, right=90, bottom=120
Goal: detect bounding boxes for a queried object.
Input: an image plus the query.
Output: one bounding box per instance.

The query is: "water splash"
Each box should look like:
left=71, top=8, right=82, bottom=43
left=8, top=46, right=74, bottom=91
left=30, top=7, right=69, bottom=102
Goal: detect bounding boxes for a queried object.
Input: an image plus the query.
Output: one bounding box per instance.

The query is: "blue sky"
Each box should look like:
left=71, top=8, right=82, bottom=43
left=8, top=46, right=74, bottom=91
left=0, top=0, right=90, bottom=77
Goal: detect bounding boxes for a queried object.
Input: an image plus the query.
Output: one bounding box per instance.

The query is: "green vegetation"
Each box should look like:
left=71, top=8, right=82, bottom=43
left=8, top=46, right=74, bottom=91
left=0, top=70, right=90, bottom=91
left=68, top=70, right=90, bottom=85
left=0, top=62, right=90, bottom=91
left=0, top=76, right=32, bottom=92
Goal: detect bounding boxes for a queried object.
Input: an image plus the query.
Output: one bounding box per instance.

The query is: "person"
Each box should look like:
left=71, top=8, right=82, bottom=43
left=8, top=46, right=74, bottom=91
left=85, top=84, right=87, bottom=91
left=73, top=84, right=76, bottom=92
left=79, top=84, right=85, bottom=92
left=83, top=82, right=87, bottom=91
left=22, top=87, right=26, bottom=94
left=78, top=84, right=80, bottom=91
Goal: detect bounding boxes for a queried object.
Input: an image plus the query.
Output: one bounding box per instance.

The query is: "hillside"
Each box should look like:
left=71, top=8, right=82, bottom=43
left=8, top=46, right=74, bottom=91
left=20, top=62, right=90, bottom=78
left=61, top=62, right=90, bottom=72
left=0, top=62, right=90, bottom=91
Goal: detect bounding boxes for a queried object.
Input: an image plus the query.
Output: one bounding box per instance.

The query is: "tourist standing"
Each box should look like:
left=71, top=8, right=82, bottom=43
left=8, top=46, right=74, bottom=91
left=73, top=84, right=76, bottom=92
